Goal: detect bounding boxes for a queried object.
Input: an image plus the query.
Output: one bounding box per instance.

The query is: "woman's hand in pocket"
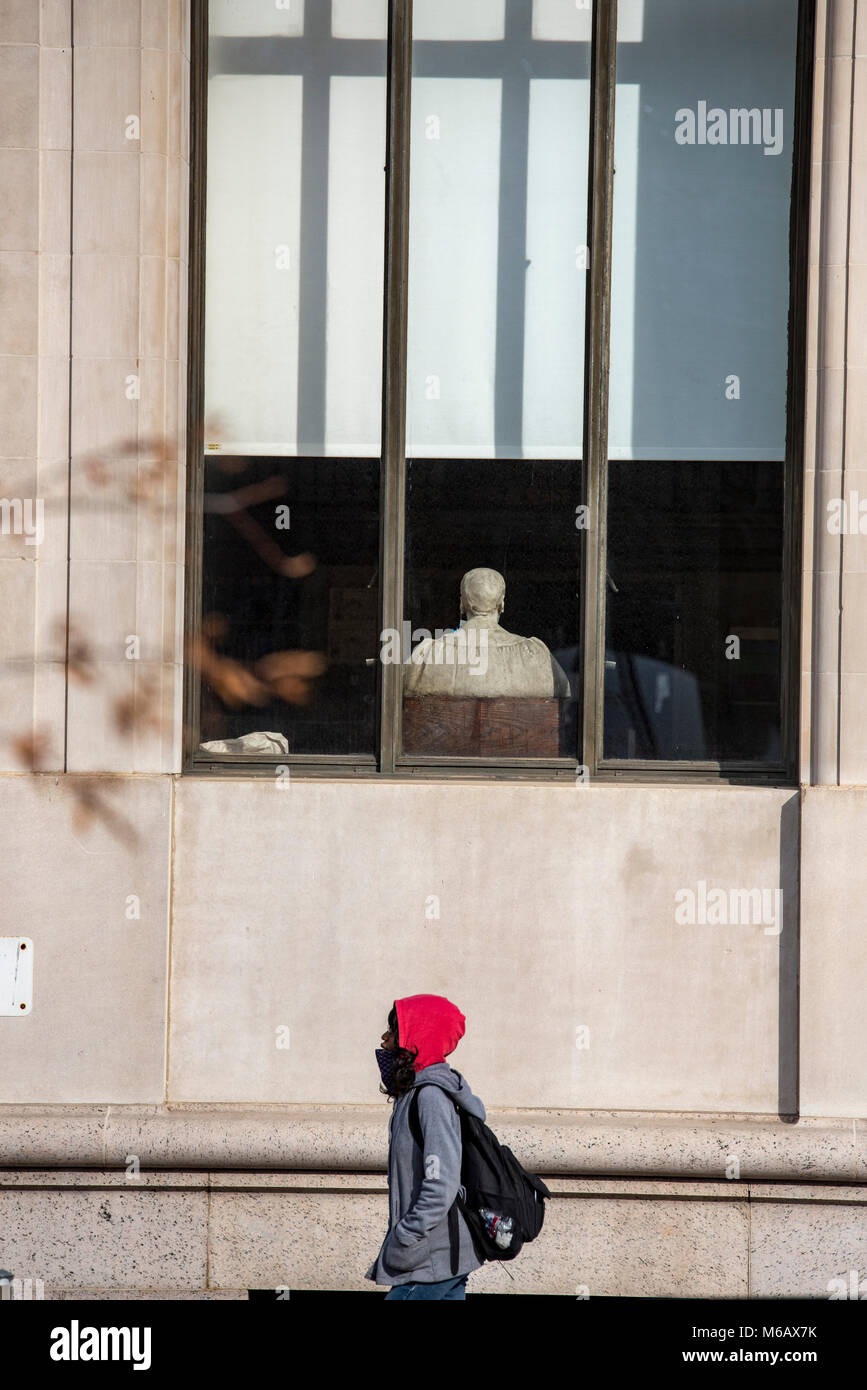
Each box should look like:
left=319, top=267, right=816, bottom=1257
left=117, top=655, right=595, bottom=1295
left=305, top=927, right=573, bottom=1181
left=383, top=1224, right=429, bottom=1274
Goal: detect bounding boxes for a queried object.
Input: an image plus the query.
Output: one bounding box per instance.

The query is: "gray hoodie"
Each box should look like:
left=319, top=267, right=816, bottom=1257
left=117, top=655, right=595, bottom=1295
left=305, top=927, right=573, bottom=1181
left=366, top=1063, right=487, bottom=1286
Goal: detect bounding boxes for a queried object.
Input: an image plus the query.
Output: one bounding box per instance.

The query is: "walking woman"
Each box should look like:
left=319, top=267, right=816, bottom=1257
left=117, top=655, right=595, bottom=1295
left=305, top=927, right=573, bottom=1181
left=366, top=993, right=486, bottom=1301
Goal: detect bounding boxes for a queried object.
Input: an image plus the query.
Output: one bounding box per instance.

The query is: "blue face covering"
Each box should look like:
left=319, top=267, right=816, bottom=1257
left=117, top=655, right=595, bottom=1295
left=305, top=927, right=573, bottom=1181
left=375, top=1047, right=397, bottom=1095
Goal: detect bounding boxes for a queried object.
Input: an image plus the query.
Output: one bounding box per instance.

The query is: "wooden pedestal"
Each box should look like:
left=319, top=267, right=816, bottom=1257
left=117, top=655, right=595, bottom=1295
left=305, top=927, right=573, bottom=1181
left=402, top=696, right=563, bottom=757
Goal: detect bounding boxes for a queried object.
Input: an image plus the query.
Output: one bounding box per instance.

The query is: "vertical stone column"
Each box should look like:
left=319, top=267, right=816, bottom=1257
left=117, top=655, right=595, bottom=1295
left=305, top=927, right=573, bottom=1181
left=0, top=0, right=71, bottom=771
left=804, top=0, right=858, bottom=784
left=838, top=4, right=867, bottom=781
left=65, top=0, right=188, bottom=772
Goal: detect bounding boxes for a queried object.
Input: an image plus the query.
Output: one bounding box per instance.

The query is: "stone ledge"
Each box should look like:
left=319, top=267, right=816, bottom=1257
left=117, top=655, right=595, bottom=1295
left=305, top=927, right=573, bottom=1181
left=0, top=1105, right=864, bottom=1181
left=44, top=1290, right=250, bottom=1301
left=3, top=1171, right=867, bottom=1202
left=2, top=1176, right=866, bottom=1298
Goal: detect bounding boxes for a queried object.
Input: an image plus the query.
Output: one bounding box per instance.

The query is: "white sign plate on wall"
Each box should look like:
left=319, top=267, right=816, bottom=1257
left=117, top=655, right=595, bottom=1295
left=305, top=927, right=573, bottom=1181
left=0, top=939, right=32, bottom=1015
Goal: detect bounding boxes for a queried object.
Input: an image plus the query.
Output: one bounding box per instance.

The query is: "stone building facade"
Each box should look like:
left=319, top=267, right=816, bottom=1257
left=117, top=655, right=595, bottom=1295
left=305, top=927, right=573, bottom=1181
left=1, top=0, right=866, bottom=1298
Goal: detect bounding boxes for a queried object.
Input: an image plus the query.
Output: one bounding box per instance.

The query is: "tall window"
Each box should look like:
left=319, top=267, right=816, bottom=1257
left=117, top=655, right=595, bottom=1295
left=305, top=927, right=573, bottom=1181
left=186, top=0, right=812, bottom=778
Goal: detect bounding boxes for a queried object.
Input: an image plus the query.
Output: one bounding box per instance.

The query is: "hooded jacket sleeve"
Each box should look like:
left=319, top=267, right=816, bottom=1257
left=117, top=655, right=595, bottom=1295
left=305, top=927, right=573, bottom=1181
left=391, top=1085, right=462, bottom=1246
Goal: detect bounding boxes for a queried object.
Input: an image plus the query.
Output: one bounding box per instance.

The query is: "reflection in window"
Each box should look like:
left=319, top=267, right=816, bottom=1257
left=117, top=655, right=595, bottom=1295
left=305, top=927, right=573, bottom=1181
left=603, top=0, right=797, bottom=765
left=199, top=456, right=379, bottom=757
left=205, top=3, right=387, bottom=456
left=194, top=0, right=803, bottom=771
left=406, top=0, right=591, bottom=458
left=609, top=0, right=798, bottom=460
left=401, top=0, right=591, bottom=759
left=199, top=2, right=386, bottom=757
left=604, top=463, right=783, bottom=762
left=403, top=461, right=582, bottom=758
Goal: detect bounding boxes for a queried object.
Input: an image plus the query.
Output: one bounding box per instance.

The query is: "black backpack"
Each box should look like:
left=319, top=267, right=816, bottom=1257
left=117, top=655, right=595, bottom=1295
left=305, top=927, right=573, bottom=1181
left=408, top=1076, right=551, bottom=1274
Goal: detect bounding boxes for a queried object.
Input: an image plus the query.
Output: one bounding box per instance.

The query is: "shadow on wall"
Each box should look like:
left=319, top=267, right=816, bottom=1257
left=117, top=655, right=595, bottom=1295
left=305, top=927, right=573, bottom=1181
left=5, top=436, right=327, bottom=843
left=778, top=792, right=800, bottom=1123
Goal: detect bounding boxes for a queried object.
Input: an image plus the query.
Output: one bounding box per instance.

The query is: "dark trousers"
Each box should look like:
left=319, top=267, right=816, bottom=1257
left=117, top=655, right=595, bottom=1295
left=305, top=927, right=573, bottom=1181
left=384, top=1274, right=469, bottom=1301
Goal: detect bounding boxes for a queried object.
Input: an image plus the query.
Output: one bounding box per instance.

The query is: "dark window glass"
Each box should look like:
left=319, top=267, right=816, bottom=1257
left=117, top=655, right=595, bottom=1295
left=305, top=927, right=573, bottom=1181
left=609, top=0, right=798, bottom=461
left=197, top=2, right=387, bottom=758
left=603, top=462, right=783, bottom=762
left=399, top=2, right=590, bottom=760
left=402, top=461, right=582, bottom=759
left=192, top=0, right=806, bottom=775
left=200, top=456, right=379, bottom=757
left=602, top=0, right=798, bottom=765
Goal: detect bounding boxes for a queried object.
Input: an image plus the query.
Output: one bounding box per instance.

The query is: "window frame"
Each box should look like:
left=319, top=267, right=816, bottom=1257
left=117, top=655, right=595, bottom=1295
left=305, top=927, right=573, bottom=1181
left=184, top=0, right=815, bottom=784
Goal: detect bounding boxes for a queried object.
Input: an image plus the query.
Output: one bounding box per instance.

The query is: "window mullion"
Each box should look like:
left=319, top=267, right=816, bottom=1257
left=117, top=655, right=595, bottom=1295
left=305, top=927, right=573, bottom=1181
left=379, top=0, right=413, bottom=775
left=183, top=0, right=209, bottom=770
left=582, top=0, right=618, bottom=777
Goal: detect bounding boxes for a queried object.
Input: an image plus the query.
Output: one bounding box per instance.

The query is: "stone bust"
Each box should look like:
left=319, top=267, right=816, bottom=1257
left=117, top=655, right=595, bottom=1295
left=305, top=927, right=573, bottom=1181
left=404, top=567, right=571, bottom=699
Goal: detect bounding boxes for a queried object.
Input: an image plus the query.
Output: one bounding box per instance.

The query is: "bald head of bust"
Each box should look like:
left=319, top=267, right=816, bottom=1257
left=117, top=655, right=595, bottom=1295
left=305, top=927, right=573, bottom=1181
left=459, top=567, right=505, bottom=620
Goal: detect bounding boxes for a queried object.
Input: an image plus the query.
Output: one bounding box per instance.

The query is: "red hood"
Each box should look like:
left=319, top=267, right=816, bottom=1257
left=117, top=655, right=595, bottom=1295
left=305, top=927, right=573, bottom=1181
left=395, top=994, right=466, bottom=1072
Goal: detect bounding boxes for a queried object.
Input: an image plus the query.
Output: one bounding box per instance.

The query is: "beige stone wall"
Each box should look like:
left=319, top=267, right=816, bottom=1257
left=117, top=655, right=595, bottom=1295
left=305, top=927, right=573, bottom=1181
left=0, top=766, right=862, bottom=1122
left=800, top=786, right=867, bottom=1116
left=0, top=773, right=808, bottom=1115
left=2, top=0, right=867, bottom=1297
left=0, top=0, right=188, bottom=776
left=1, top=0, right=71, bottom=768
left=0, top=775, right=170, bottom=1103
left=804, top=0, right=867, bottom=782
left=2, top=1, right=862, bottom=775
left=0, top=0, right=864, bottom=1151
left=168, top=781, right=796, bottom=1112
left=3, top=1169, right=867, bottom=1298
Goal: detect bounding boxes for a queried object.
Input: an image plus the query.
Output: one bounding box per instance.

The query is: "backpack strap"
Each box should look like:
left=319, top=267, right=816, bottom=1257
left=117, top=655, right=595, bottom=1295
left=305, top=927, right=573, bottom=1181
left=447, top=1199, right=459, bottom=1277
left=408, top=1084, right=460, bottom=1277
